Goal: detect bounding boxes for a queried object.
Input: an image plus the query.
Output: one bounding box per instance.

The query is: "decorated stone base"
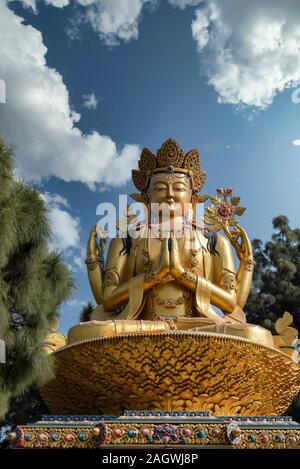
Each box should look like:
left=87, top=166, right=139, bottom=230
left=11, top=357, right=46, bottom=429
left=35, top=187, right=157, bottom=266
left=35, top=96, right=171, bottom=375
left=11, top=411, right=300, bottom=449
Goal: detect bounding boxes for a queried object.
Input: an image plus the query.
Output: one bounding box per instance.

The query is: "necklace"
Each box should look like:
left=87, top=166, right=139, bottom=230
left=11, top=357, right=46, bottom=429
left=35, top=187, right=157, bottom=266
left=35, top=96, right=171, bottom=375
left=150, top=226, right=184, bottom=240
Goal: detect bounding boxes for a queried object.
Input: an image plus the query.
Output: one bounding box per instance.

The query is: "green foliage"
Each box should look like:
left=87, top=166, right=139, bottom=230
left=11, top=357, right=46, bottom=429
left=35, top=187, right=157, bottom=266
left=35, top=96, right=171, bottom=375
left=245, top=215, right=300, bottom=332
left=245, top=216, right=300, bottom=421
left=0, top=385, right=49, bottom=448
left=80, top=302, right=94, bottom=322
left=0, top=138, right=74, bottom=419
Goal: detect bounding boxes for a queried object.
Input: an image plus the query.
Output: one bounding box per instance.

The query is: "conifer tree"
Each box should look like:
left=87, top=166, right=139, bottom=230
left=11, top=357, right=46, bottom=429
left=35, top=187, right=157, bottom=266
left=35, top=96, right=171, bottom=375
left=245, top=215, right=300, bottom=332
left=0, top=138, right=74, bottom=419
left=79, top=302, right=94, bottom=322
left=245, top=215, right=300, bottom=421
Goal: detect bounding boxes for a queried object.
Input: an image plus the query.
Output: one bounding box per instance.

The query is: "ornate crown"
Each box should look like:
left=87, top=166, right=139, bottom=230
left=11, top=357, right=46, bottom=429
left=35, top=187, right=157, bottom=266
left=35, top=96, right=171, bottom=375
left=132, top=138, right=206, bottom=194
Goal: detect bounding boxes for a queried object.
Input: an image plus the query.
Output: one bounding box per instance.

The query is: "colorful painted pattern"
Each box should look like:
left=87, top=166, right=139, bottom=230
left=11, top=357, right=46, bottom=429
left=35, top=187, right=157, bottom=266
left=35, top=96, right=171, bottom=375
left=10, top=412, right=300, bottom=449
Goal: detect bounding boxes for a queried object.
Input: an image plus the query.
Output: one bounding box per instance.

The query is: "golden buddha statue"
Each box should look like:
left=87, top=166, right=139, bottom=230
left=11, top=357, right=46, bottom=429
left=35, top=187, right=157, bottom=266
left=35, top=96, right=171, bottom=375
left=42, top=139, right=300, bottom=418
left=68, top=139, right=274, bottom=347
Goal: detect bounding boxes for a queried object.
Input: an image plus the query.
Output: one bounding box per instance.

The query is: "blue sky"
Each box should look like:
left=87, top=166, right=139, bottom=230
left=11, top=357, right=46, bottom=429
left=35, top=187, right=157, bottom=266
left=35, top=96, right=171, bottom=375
left=1, top=0, right=300, bottom=332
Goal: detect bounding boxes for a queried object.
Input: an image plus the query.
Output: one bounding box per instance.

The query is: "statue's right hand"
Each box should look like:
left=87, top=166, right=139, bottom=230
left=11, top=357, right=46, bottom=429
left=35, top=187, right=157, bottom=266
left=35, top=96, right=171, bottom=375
left=155, top=238, right=170, bottom=279
left=87, top=225, right=100, bottom=259
left=91, top=225, right=98, bottom=238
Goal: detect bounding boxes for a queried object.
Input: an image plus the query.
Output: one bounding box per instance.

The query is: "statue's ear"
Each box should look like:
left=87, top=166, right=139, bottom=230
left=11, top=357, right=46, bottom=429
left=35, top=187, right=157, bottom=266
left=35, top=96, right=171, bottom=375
left=130, top=193, right=147, bottom=204
left=191, top=194, right=208, bottom=206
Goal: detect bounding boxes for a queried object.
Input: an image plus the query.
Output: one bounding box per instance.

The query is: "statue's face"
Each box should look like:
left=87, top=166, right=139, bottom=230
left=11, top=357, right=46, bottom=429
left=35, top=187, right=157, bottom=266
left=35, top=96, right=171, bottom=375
left=148, top=172, right=192, bottom=218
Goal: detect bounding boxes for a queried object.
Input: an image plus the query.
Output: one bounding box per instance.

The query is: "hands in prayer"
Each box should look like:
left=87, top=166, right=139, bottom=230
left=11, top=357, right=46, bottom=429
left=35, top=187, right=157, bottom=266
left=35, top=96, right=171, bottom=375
left=155, top=234, right=185, bottom=280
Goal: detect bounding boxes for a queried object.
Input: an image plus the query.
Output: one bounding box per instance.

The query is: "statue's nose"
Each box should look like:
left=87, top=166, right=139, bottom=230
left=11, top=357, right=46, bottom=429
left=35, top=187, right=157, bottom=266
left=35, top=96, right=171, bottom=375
left=166, top=186, right=174, bottom=200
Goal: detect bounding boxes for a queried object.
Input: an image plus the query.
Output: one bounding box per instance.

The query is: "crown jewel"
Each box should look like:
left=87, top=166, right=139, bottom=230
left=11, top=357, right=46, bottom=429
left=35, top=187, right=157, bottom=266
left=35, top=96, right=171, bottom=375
left=132, top=138, right=206, bottom=193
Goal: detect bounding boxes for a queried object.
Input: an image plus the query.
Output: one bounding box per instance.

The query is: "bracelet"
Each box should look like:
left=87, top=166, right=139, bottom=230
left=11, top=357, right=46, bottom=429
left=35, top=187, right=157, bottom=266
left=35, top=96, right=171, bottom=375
left=240, top=256, right=255, bottom=272
left=144, top=271, right=161, bottom=284
left=222, top=272, right=237, bottom=292
left=85, top=257, right=101, bottom=271
left=103, top=268, right=120, bottom=287
left=177, top=269, right=197, bottom=283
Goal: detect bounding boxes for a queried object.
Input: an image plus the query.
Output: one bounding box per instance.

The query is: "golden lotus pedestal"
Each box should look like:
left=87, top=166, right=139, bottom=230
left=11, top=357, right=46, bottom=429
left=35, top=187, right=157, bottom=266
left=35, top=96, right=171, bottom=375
left=12, top=331, right=300, bottom=449
left=40, top=330, right=300, bottom=416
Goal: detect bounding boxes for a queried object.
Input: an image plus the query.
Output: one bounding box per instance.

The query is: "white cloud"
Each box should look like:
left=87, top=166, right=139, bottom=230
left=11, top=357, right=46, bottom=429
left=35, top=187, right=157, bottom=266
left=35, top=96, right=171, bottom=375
left=48, top=206, right=80, bottom=251
left=66, top=298, right=86, bottom=308
left=168, top=0, right=203, bottom=9
left=17, top=0, right=196, bottom=46
left=82, top=92, right=98, bottom=110
left=71, top=0, right=201, bottom=46
left=14, top=0, right=69, bottom=10
left=191, top=6, right=210, bottom=49
left=8, top=0, right=300, bottom=126
left=41, top=192, right=80, bottom=252
left=12, top=0, right=38, bottom=10
left=75, top=0, right=95, bottom=5
left=41, top=191, right=87, bottom=271
left=45, top=193, right=70, bottom=208
left=44, top=0, right=69, bottom=6
left=73, top=0, right=157, bottom=46
left=225, top=143, right=240, bottom=151
left=191, top=0, right=300, bottom=109
left=0, top=1, right=140, bottom=189
left=292, top=139, right=300, bottom=146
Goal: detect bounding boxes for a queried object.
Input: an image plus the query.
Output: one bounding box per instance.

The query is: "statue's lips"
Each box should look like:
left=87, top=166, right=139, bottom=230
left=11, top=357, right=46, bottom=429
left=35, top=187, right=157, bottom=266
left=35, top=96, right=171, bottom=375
left=160, top=201, right=178, bottom=209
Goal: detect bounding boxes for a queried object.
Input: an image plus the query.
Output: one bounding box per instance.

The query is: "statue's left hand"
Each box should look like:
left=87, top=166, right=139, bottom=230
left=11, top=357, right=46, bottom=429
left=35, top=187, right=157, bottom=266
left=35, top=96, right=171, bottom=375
left=169, top=234, right=184, bottom=278
left=223, top=222, right=253, bottom=261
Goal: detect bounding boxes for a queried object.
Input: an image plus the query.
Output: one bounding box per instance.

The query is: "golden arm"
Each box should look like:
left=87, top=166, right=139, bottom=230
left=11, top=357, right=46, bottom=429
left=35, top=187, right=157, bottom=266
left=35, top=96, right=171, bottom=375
left=102, top=237, right=170, bottom=312
left=170, top=233, right=237, bottom=313
left=175, top=226, right=253, bottom=316
left=176, top=272, right=237, bottom=313
left=86, top=225, right=103, bottom=305
left=223, top=223, right=254, bottom=309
